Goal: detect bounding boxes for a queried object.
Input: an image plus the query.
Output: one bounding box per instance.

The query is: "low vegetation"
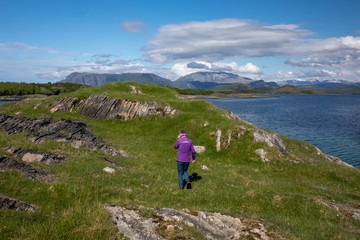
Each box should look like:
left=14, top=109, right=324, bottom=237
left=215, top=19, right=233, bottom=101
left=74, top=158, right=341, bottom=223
left=0, top=82, right=359, bottom=239
left=0, top=82, right=88, bottom=96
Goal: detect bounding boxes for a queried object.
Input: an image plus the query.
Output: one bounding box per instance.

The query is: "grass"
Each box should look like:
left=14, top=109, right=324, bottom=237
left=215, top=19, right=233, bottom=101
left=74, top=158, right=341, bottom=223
left=1, top=82, right=360, bottom=239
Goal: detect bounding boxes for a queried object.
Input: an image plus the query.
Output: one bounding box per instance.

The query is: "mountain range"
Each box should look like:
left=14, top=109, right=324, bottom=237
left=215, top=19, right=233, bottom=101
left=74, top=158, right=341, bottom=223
left=59, top=72, right=278, bottom=90
left=58, top=72, right=360, bottom=94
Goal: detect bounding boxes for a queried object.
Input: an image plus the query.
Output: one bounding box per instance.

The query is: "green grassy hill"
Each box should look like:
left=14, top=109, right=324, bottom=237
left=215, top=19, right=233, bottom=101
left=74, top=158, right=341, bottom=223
left=1, top=82, right=359, bottom=239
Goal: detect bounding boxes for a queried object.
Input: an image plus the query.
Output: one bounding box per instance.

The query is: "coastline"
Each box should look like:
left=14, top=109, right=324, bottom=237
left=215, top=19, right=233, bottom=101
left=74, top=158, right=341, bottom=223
left=178, top=93, right=280, bottom=100
left=0, top=96, right=28, bottom=101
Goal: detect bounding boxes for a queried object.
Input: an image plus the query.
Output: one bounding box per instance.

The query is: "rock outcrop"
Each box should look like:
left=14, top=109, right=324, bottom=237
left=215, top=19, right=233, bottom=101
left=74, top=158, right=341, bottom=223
left=49, top=95, right=180, bottom=120
left=77, top=95, right=179, bottom=120
left=0, top=195, right=36, bottom=211
left=0, top=156, right=48, bottom=180
left=50, top=96, right=79, bottom=112
left=0, top=114, right=130, bottom=157
left=315, top=147, right=353, bottom=168
left=255, top=149, right=270, bottom=162
left=106, top=205, right=279, bottom=240
left=253, top=129, right=289, bottom=153
left=6, top=147, right=66, bottom=165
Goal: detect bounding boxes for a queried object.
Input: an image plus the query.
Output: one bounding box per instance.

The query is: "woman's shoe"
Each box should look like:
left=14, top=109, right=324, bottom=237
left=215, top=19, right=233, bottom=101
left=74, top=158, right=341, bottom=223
left=186, top=181, right=192, bottom=189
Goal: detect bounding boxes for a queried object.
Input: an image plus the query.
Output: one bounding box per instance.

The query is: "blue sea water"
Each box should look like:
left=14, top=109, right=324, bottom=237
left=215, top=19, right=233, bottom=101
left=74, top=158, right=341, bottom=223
left=205, top=95, right=360, bottom=168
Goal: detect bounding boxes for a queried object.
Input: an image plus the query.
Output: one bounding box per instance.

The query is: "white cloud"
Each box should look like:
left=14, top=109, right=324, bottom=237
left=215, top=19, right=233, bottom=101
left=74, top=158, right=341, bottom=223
left=143, top=18, right=312, bottom=63
left=142, top=19, right=360, bottom=79
left=265, top=69, right=342, bottom=82
left=170, top=61, right=262, bottom=78
left=121, top=20, right=148, bottom=33
left=0, top=42, right=59, bottom=54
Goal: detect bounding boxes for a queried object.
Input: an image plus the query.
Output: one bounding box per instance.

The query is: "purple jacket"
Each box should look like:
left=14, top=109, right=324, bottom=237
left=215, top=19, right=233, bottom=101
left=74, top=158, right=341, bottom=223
left=174, top=137, right=196, bottom=162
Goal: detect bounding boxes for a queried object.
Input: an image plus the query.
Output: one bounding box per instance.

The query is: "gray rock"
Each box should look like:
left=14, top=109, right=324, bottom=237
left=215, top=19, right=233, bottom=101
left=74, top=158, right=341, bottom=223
left=216, top=130, right=221, bottom=152
left=253, top=129, right=289, bottom=153
left=0, top=155, right=48, bottom=180
left=6, top=147, right=66, bottom=165
left=194, top=146, right=206, bottom=153
left=106, top=205, right=280, bottom=240
left=0, top=195, right=36, bottom=211
left=224, top=110, right=253, bottom=125
left=315, top=147, right=353, bottom=168
left=255, top=149, right=270, bottom=162
left=50, top=97, right=79, bottom=112
left=105, top=206, right=163, bottom=240
left=77, top=94, right=179, bottom=120
left=0, top=114, right=131, bottom=157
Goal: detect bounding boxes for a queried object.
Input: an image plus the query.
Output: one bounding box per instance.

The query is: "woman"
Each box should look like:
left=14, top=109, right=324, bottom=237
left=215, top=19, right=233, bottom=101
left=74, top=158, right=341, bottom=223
left=174, top=129, right=196, bottom=189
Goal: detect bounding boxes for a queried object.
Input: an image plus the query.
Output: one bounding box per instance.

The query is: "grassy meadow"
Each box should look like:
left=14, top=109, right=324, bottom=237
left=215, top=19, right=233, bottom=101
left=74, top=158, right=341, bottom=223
left=0, top=82, right=360, bottom=239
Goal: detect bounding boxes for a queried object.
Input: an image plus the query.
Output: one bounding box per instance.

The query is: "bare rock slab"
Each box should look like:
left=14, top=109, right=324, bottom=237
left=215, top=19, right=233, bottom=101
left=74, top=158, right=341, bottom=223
left=106, top=206, right=279, bottom=240
left=106, top=206, right=163, bottom=240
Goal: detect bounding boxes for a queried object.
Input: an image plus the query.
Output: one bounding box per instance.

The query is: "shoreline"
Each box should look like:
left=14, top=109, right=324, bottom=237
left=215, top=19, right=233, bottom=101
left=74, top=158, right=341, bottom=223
left=178, top=93, right=280, bottom=100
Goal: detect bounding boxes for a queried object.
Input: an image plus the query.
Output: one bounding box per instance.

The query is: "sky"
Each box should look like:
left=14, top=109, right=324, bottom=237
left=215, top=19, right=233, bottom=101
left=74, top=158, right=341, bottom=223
left=0, top=0, right=360, bottom=83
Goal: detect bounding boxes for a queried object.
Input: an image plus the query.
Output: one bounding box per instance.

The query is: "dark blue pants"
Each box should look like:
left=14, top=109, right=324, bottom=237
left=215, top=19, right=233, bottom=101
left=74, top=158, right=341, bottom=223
left=177, top=161, right=190, bottom=188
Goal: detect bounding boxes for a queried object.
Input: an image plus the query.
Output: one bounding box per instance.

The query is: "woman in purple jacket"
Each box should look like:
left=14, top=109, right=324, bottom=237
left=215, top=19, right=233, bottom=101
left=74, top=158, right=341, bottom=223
left=174, top=129, right=196, bottom=189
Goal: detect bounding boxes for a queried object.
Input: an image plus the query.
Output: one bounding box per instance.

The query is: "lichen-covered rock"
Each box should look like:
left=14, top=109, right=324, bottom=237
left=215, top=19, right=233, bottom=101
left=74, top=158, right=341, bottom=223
left=0, top=195, right=36, bottom=211
left=253, top=128, right=289, bottom=152
left=106, top=206, right=279, bottom=240
left=6, top=147, right=66, bottom=165
left=0, top=156, right=48, bottom=180
left=105, top=206, right=163, bottom=240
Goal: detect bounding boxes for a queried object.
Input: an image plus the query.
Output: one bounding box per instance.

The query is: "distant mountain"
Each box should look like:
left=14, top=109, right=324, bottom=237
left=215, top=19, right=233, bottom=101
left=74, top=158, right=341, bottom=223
left=277, top=79, right=360, bottom=88
left=210, top=83, right=253, bottom=93
left=173, top=71, right=254, bottom=90
left=327, top=85, right=360, bottom=94
left=249, top=80, right=279, bottom=89
left=175, top=71, right=252, bottom=83
left=173, top=80, right=228, bottom=90
left=58, top=72, right=175, bottom=87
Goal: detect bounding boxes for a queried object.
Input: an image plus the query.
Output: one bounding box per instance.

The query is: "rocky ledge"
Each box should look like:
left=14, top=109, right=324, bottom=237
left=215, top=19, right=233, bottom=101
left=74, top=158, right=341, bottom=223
left=0, top=156, right=48, bottom=180
left=50, top=95, right=180, bottom=120
left=106, top=205, right=283, bottom=240
left=0, top=114, right=131, bottom=157
left=6, top=147, right=66, bottom=165
left=0, top=195, right=36, bottom=211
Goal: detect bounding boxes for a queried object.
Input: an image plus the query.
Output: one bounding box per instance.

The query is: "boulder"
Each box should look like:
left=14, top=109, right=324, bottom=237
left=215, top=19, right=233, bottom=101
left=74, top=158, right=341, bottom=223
left=255, top=149, right=270, bottom=162
left=194, top=146, right=205, bottom=153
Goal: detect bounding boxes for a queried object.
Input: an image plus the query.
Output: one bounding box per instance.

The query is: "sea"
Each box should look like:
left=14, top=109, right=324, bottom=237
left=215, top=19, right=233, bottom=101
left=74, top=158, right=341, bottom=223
left=205, top=95, right=360, bottom=168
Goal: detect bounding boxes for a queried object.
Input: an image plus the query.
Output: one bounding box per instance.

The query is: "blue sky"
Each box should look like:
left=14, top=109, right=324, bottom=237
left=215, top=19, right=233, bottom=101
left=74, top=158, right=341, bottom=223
left=1, top=0, right=360, bottom=83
